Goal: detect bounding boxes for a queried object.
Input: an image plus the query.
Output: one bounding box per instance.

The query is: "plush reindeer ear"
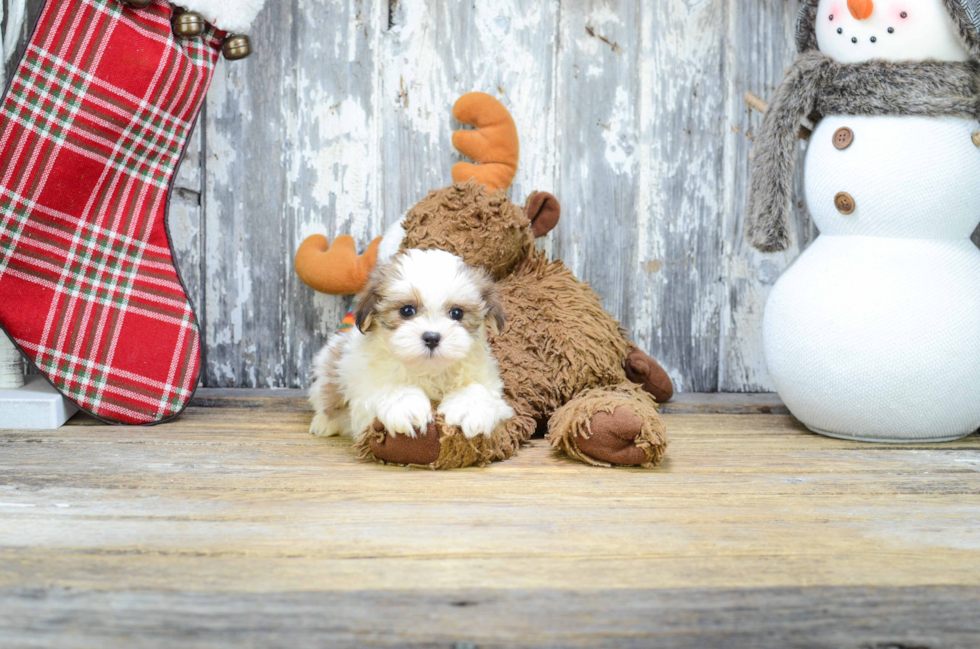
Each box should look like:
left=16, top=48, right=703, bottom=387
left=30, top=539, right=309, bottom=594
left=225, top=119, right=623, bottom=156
left=525, top=191, right=560, bottom=238
left=353, top=281, right=382, bottom=333
left=482, top=285, right=507, bottom=336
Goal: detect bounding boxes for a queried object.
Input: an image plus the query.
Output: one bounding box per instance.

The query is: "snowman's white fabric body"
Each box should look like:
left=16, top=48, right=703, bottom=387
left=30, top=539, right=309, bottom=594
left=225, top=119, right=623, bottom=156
left=763, top=0, right=980, bottom=441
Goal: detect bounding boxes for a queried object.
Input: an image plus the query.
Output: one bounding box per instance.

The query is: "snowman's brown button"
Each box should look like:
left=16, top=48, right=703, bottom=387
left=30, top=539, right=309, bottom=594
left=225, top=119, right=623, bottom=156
left=835, top=192, right=856, bottom=215
left=833, top=127, right=854, bottom=150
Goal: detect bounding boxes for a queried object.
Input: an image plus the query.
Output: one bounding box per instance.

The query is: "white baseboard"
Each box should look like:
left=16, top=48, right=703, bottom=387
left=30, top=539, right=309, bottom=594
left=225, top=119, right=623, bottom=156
left=0, top=376, right=77, bottom=429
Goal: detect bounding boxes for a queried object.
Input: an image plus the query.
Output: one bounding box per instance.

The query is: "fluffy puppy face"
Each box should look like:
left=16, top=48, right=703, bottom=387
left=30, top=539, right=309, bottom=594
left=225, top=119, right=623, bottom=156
left=354, top=249, right=504, bottom=372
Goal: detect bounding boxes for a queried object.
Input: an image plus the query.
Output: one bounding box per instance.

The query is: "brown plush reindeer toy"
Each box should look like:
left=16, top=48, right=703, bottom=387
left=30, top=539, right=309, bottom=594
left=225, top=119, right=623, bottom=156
left=295, top=93, right=673, bottom=469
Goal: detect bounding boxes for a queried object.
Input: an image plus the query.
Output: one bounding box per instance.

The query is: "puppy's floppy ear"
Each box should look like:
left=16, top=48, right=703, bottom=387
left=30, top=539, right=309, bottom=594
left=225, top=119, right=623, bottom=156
left=354, top=279, right=382, bottom=333
left=482, top=284, right=507, bottom=336
left=525, top=191, right=560, bottom=238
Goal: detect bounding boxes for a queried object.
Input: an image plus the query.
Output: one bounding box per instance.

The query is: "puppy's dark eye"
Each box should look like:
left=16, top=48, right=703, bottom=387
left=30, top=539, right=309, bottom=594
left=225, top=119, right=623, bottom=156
left=399, top=305, right=417, bottom=318
left=449, top=307, right=464, bottom=321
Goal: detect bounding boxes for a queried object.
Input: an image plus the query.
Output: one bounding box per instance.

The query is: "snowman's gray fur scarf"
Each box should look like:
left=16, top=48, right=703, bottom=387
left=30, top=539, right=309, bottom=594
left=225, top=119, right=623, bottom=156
left=944, top=0, right=980, bottom=59
left=745, top=52, right=980, bottom=252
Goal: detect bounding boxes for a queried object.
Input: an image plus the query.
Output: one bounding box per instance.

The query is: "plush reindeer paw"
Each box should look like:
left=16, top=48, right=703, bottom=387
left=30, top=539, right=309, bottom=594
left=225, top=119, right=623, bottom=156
left=366, top=419, right=443, bottom=466
left=357, top=414, right=496, bottom=469
left=575, top=408, right=655, bottom=466
left=548, top=383, right=668, bottom=468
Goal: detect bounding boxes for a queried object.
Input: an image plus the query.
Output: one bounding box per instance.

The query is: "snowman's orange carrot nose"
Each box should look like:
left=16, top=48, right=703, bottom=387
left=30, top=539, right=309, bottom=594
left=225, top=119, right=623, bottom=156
left=848, top=0, right=874, bottom=20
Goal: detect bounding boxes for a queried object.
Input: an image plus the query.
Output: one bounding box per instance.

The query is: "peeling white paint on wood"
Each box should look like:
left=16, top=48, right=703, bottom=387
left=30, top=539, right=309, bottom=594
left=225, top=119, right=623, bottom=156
left=0, top=334, right=24, bottom=389
left=170, top=126, right=204, bottom=321
left=7, top=0, right=980, bottom=391
left=719, top=0, right=815, bottom=392
left=381, top=0, right=559, bottom=221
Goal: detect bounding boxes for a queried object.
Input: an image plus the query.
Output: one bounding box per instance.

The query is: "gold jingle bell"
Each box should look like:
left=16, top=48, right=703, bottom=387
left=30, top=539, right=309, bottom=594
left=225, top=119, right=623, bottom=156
left=222, top=35, right=252, bottom=61
left=120, top=0, right=153, bottom=7
left=172, top=12, right=206, bottom=38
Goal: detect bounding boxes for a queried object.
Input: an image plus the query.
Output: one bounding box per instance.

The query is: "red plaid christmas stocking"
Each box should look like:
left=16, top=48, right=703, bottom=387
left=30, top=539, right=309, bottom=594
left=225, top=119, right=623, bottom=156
left=0, top=0, right=260, bottom=424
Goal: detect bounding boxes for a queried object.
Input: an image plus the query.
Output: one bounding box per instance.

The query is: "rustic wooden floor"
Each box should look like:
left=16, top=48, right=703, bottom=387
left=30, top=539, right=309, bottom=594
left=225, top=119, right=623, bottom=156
left=1, top=392, right=979, bottom=648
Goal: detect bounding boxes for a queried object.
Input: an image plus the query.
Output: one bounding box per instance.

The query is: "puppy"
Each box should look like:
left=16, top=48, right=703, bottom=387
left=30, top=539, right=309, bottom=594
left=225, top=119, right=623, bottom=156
left=309, top=248, right=514, bottom=441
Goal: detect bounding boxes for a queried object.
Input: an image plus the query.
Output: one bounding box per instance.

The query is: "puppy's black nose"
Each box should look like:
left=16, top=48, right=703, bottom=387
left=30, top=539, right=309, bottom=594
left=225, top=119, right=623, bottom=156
left=422, top=332, right=441, bottom=349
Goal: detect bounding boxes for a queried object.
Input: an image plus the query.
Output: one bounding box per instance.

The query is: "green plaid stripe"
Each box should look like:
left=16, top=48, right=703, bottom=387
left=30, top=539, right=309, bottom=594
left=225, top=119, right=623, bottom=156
left=1, top=188, right=199, bottom=319
left=21, top=339, right=194, bottom=401
left=0, top=188, right=35, bottom=267
left=3, top=47, right=185, bottom=189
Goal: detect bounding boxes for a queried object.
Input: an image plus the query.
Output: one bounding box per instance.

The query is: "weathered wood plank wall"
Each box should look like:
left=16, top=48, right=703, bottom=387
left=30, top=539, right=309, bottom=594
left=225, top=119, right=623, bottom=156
left=5, top=0, right=980, bottom=391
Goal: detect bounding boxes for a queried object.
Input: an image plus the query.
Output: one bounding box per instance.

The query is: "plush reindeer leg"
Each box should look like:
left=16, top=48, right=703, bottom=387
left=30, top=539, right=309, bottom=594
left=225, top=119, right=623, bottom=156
left=356, top=408, right=536, bottom=470
left=548, top=382, right=668, bottom=468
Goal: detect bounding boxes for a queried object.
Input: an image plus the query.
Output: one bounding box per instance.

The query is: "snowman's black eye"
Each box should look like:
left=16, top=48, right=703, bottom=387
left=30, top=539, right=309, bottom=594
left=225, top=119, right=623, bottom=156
left=888, top=27, right=895, bottom=34
left=901, top=11, right=908, bottom=18
left=870, top=36, right=877, bottom=43
left=829, top=14, right=834, bottom=20
left=838, top=28, right=843, bottom=34
left=852, top=37, right=858, bottom=43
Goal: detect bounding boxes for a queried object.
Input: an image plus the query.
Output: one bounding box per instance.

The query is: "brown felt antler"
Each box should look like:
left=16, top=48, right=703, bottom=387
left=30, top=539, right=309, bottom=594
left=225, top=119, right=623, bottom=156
left=294, top=234, right=381, bottom=296
left=451, top=92, right=520, bottom=192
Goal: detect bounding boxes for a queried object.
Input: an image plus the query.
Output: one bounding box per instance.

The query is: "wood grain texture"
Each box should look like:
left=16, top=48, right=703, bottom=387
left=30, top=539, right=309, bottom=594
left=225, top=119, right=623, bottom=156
left=1, top=0, right=40, bottom=87
left=171, top=126, right=204, bottom=323
left=382, top=0, right=559, bottom=221
left=553, top=0, right=638, bottom=340
left=5, top=0, right=980, bottom=391
left=2, top=586, right=979, bottom=648
left=183, top=387, right=792, bottom=414
left=1, top=403, right=979, bottom=645
left=630, top=0, right=727, bottom=392
left=719, top=1, right=817, bottom=392
left=202, top=0, right=387, bottom=388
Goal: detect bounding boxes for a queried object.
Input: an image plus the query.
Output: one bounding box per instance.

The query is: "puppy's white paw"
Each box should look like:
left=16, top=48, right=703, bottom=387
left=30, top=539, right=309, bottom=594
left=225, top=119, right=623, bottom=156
left=438, top=386, right=514, bottom=439
left=310, top=413, right=343, bottom=437
left=376, top=389, right=433, bottom=438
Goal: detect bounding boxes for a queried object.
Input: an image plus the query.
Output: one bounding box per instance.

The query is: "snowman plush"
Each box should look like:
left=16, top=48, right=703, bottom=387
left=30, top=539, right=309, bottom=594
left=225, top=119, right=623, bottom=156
left=745, top=0, right=980, bottom=442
